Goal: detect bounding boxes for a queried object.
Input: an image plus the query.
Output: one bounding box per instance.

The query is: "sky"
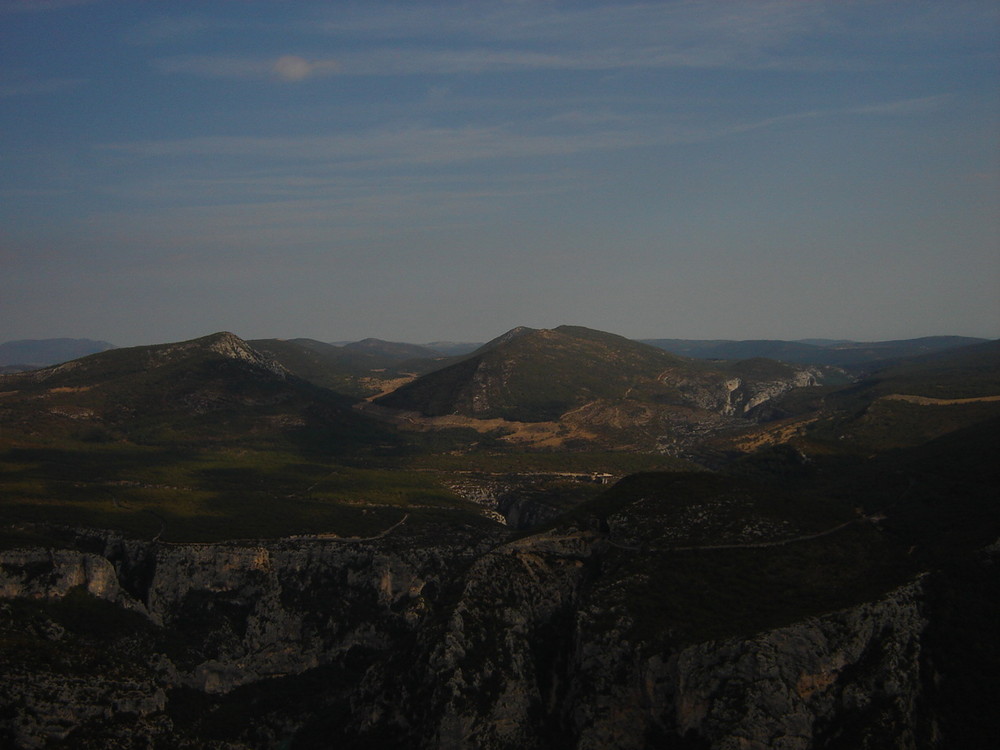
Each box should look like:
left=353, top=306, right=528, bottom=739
left=1, top=0, right=998, bottom=347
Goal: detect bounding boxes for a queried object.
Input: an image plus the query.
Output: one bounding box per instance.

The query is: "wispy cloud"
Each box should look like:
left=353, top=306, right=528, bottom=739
left=273, top=55, right=339, bottom=81
left=850, top=95, right=952, bottom=116
left=713, top=95, right=952, bottom=139
left=309, top=1, right=838, bottom=73
left=79, top=169, right=579, bottom=256
left=98, top=120, right=679, bottom=170
left=82, top=88, right=960, bottom=256
left=154, top=40, right=827, bottom=81
left=149, top=2, right=988, bottom=84
left=155, top=54, right=340, bottom=82
left=312, top=1, right=821, bottom=47
left=98, top=92, right=948, bottom=173
left=144, top=2, right=849, bottom=82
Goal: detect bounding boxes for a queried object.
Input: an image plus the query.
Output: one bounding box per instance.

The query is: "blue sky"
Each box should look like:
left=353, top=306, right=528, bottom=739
left=1, top=0, right=998, bottom=346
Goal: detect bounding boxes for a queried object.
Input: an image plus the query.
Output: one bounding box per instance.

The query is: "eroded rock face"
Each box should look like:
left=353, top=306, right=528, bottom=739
left=653, top=581, right=925, bottom=750
left=669, top=369, right=823, bottom=419
left=427, top=531, right=602, bottom=749
left=0, top=548, right=143, bottom=612
left=0, top=527, right=494, bottom=748
left=0, top=528, right=962, bottom=749
left=419, top=531, right=930, bottom=750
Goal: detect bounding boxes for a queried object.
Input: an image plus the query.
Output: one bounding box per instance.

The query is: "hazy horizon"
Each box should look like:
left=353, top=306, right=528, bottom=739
left=3, top=1, right=998, bottom=347
left=0, top=327, right=995, bottom=354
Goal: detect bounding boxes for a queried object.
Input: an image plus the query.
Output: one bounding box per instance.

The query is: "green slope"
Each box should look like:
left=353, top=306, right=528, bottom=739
left=0, top=333, right=494, bottom=544
left=375, top=325, right=695, bottom=422
left=802, top=340, right=1000, bottom=451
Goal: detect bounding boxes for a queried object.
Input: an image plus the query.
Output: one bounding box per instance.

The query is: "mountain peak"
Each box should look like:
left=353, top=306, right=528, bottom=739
left=196, top=332, right=290, bottom=377
left=200, top=331, right=255, bottom=355
left=475, top=326, right=538, bottom=353
left=375, top=323, right=688, bottom=423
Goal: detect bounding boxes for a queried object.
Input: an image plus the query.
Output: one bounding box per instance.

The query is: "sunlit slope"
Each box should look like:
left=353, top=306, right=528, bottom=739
left=802, top=339, right=1000, bottom=451
left=377, top=325, right=678, bottom=421
left=374, top=325, right=835, bottom=424
left=0, top=333, right=490, bottom=543
left=0, top=331, right=388, bottom=449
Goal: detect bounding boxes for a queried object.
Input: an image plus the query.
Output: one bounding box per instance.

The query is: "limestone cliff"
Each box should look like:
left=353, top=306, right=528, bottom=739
left=1, top=519, right=978, bottom=749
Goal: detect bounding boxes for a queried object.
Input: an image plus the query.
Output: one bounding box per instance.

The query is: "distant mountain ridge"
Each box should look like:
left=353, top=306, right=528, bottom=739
left=342, top=338, right=442, bottom=361
left=640, top=335, right=989, bottom=370
left=0, top=338, right=115, bottom=368
left=329, top=340, right=481, bottom=357
left=6, top=334, right=985, bottom=371
left=322, top=333, right=990, bottom=373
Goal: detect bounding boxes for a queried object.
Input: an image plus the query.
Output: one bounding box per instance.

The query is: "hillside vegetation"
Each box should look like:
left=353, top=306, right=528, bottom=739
left=377, top=325, right=836, bottom=421
left=1, top=328, right=996, bottom=543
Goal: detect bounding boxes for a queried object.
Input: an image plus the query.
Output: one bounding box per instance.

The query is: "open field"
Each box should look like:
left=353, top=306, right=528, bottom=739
left=0, top=439, right=486, bottom=546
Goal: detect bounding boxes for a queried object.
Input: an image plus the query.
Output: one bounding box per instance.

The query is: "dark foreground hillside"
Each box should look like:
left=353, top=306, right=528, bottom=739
left=1, top=421, right=998, bottom=748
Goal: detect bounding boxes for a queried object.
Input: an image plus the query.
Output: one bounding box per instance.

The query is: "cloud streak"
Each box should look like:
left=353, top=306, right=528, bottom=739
left=272, top=55, right=339, bottom=81
left=148, top=2, right=994, bottom=87
left=97, top=95, right=948, bottom=171
left=97, top=121, right=693, bottom=178
left=146, top=2, right=868, bottom=82
left=155, top=54, right=340, bottom=82
left=154, top=42, right=848, bottom=82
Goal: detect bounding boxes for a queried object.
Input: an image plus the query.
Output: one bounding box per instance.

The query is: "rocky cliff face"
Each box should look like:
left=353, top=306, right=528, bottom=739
left=417, top=528, right=931, bottom=750
left=661, top=366, right=825, bottom=419
left=649, top=582, right=926, bottom=750
left=4, top=514, right=990, bottom=749
left=0, top=522, right=497, bottom=748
